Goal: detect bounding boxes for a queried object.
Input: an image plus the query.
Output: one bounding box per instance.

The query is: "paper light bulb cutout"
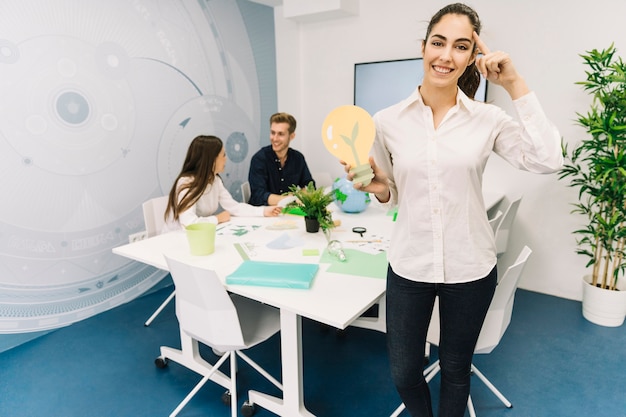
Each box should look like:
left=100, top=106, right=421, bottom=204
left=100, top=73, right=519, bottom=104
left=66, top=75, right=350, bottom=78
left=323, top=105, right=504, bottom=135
left=321, top=105, right=375, bottom=186
left=323, top=228, right=346, bottom=262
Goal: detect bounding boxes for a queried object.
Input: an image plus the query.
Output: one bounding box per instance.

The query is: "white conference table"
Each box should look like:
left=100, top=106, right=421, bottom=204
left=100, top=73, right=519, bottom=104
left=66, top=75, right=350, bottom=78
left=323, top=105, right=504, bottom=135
left=112, top=191, right=503, bottom=417
left=113, top=204, right=393, bottom=417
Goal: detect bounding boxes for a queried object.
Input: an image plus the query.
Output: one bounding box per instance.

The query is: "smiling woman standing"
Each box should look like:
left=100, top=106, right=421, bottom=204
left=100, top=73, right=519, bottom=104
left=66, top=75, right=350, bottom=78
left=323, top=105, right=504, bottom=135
left=344, top=3, right=563, bottom=416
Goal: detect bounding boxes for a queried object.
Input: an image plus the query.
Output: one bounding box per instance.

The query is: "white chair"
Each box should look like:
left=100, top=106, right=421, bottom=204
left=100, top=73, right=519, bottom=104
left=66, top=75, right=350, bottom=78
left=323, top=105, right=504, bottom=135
left=156, top=256, right=282, bottom=417
left=142, top=195, right=169, bottom=238
left=241, top=181, right=251, bottom=203
left=492, top=195, right=522, bottom=256
left=142, top=196, right=175, bottom=327
left=488, top=210, right=503, bottom=234
left=391, top=246, right=532, bottom=417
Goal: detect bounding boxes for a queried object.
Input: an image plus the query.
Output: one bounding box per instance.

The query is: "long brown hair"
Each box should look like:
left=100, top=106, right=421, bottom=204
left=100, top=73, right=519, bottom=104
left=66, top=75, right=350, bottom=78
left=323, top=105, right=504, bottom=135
left=424, top=3, right=482, bottom=99
left=164, top=135, right=223, bottom=222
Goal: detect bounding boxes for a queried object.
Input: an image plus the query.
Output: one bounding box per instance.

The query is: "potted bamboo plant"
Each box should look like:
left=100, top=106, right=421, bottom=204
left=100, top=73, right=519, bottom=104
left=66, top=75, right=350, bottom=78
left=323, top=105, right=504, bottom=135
left=558, top=43, right=626, bottom=327
left=285, top=181, right=335, bottom=233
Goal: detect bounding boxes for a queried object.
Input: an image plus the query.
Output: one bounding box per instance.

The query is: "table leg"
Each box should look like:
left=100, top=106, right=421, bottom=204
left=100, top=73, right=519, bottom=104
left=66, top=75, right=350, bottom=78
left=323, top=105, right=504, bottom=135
left=248, top=309, right=315, bottom=416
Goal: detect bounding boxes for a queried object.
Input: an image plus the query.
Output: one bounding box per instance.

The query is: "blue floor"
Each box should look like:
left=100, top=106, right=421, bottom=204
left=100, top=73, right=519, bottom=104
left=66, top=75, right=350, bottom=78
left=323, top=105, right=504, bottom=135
left=1, top=286, right=625, bottom=417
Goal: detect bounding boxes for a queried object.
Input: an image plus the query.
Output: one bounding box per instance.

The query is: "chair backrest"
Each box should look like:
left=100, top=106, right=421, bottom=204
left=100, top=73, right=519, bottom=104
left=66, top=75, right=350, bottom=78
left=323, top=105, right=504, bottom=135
left=426, top=246, right=532, bottom=354
left=474, top=245, right=532, bottom=354
left=494, top=195, right=522, bottom=255
left=488, top=210, right=503, bottom=234
left=142, top=196, right=169, bottom=237
left=164, top=255, right=246, bottom=350
left=486, top=196, right=503, bottom=220
left=241, top=181, right=251, bottom=203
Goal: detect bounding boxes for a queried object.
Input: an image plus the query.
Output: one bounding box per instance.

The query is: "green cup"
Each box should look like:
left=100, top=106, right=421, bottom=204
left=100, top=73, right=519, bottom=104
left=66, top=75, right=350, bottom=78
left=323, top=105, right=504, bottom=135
left=185, top=223, right=216, bottom=255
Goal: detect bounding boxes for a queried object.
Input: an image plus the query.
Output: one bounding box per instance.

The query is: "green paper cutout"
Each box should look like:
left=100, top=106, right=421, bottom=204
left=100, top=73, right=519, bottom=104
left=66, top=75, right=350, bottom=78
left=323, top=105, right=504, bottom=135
left=282, top=207, right=306, bottom=216
left=234, top=243, right=249, bottom=260
left=320, top=249, right=387, bottom=279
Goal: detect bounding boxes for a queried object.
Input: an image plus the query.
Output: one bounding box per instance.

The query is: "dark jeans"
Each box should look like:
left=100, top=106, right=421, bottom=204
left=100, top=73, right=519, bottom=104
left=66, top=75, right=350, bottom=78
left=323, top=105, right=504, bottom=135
left=386, top=265, right=497, bottom=417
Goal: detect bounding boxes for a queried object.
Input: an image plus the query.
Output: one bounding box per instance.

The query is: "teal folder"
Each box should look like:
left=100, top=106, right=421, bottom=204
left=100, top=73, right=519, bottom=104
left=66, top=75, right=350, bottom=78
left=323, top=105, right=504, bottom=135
left=226, top=260, right=319, bottom=289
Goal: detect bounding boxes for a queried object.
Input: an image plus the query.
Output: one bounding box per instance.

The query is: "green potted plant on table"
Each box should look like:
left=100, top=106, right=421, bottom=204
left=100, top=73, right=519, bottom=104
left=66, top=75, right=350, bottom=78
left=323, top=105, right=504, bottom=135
left=558, top=43, right=626, bottom=327
left=285, top=181, right=335, bottom=233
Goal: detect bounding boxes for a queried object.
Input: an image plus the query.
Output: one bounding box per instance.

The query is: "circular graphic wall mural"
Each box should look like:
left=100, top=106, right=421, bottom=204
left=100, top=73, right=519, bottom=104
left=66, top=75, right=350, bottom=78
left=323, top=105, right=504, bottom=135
left=0, top=0, right=266, bottom=334
left=157, top=95, right=256, bottom=203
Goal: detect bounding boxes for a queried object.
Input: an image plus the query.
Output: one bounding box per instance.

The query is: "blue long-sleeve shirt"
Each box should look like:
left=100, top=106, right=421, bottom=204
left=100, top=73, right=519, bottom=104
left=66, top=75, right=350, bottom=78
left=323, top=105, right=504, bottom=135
left=248, top=145, right=314, bottom=206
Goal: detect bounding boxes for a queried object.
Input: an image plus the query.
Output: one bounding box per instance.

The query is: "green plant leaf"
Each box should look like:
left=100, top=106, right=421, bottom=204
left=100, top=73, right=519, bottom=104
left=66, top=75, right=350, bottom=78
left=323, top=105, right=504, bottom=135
left=559, top=43, right=626, bottom=289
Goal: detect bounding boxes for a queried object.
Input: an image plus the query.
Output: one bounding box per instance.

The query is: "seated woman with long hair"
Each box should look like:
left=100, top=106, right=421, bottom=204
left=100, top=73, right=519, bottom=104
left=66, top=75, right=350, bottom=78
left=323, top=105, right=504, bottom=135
left=163, top=135, right=281, bottom=232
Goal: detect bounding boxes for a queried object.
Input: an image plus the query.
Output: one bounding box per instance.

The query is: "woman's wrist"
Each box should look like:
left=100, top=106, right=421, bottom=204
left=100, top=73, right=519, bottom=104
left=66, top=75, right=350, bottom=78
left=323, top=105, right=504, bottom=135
left=503, top=76, right=529, bottom=100
left=375, top=189, right=391, bottom=203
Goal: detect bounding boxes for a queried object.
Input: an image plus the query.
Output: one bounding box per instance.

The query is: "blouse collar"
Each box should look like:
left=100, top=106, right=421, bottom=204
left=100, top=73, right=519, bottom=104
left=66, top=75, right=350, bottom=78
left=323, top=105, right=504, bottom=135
left=399, top=86, right=482, bottom=114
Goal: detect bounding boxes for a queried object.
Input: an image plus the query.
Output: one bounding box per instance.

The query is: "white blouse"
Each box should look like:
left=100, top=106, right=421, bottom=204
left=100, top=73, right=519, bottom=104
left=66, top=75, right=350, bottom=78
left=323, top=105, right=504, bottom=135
left=163, top=175, right=265, bottom=232
left=372, top=89, right=563, bottom=284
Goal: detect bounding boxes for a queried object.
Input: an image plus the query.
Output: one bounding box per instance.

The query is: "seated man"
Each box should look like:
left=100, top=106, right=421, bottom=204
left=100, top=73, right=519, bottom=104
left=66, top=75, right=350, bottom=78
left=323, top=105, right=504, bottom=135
left=248, top=112, right=315, bottom=206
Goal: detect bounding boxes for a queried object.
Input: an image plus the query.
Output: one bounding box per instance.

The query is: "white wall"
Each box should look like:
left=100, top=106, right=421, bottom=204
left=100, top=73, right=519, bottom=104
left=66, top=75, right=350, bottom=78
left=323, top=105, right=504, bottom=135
left=270, top=0, right=626, bottom=300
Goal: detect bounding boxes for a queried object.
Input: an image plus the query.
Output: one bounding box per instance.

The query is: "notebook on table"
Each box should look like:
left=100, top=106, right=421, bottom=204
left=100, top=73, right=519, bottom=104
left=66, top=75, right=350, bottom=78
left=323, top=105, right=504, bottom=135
left=225, top=260, right=319, bottom=289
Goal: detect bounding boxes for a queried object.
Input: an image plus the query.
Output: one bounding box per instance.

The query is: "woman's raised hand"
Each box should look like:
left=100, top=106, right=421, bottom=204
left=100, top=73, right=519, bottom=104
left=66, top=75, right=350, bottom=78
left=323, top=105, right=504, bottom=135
left=473, top=32, right=529, bottom=99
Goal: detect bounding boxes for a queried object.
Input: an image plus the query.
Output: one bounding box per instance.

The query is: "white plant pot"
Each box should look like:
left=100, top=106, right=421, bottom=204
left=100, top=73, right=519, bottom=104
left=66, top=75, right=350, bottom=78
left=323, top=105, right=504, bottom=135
left=581, top=275, right=626, bottom=327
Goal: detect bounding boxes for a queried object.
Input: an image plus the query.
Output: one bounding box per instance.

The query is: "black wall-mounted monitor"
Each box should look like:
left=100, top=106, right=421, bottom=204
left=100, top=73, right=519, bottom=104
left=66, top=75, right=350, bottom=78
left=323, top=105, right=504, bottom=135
left=354, top=58, right=488, bottom=116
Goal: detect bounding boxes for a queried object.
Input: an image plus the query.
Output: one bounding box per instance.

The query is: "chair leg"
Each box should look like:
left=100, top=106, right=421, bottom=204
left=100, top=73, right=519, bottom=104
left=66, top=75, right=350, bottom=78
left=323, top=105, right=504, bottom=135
left=390, top=402, right=405, bottom=417
left=237, top=351, right=283, bottom=391
left=144, top=289, right=176, bottom=326
left=470, top=364, right=513, bottom=408
left=169, top=352, right=231, bottom=417
left=230, top=353, right=237, bottom=417
left=467, top=395, right=476, bottom=417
